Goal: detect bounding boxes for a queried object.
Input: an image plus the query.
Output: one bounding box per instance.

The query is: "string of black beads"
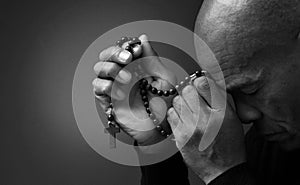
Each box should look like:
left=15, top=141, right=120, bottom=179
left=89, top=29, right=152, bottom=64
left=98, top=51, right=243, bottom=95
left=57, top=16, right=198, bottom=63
left=138, top=70, right=203, bottom=137
left=105, top=37, right=141, bottom=132
left=139, top=79, right=170, bottom=137
left=107, top=102, right=118, bottom=128
left=106, top=36, right=205, bottom=138
left=116, top=37, right=141, bottom=55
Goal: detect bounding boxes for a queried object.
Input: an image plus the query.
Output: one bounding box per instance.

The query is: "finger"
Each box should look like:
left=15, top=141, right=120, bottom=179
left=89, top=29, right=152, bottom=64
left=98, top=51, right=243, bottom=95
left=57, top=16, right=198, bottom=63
left=94, top=61, right=132, bottom=84
left=167, top=108, right=184, bottom=141
left=172, top=95, right=183, bottom=116
left=173, top=96, right=194, bottom=126
left=167, top=108, right=181, bottom=130
left=175, top=96, right=196, bottom=126
left=181, top=84, right=211, bottom=116
left=167, top=107, right=191, bottom=149
left=193, top=76, right=211, bottom=106
left=99, top=46, right=132, bottom=65
left=181, top=85, right=200, bottom=113
left=139, top=34, right=158, bottom=57
left=194, top=76, right=226, bottom=110
left=94, top=94, right=110, bottom=113
left=182, top=85, right=211, bottom=133
left=92, top=78, right=125, bottom=100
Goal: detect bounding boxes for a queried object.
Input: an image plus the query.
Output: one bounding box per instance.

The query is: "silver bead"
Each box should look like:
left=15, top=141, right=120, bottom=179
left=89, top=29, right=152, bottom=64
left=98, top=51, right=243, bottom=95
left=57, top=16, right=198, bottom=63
left=175, top=85, right=179, bottom=89
left=106, top=107, right=113, bottom=115
left=180, top=81, right=184, bottom=85
left=153, top=119, right=158, bottom=124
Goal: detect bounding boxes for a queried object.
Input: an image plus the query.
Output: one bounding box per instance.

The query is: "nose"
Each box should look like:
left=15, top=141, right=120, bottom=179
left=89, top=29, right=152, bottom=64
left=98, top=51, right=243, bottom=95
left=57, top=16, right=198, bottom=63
left=235, top=100, right=262, bottom=124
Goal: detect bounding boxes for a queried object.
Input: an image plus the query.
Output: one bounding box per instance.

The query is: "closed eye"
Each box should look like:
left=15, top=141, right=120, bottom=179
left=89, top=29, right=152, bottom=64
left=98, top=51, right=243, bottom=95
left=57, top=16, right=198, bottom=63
left=240, top=84, right=259, bottom=95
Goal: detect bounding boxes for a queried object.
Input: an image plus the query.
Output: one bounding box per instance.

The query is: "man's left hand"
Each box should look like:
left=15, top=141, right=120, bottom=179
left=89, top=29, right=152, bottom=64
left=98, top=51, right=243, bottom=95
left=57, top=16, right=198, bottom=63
left=167, top=76, right=246, bottom=184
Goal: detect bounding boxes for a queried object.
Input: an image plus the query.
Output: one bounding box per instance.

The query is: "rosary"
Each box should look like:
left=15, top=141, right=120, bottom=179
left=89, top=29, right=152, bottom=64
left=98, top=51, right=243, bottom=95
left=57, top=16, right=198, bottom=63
left=104, top=37, right=204, bottom=148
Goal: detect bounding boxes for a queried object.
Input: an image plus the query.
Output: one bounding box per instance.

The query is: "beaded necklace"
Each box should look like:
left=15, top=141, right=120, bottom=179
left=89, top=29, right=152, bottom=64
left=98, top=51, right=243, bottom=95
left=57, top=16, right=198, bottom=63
left=104, top=37, right=204, bottom=148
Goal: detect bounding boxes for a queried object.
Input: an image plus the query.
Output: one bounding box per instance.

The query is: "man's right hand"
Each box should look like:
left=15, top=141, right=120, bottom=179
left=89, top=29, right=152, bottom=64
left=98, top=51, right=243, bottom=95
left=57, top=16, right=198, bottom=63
left=92, top=35, right=176, bottom=145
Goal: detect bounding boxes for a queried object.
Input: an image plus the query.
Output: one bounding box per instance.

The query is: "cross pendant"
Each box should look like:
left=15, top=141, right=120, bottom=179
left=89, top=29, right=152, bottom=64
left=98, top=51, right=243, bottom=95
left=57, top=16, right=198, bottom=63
left=104, top=124, right=120, bottom=149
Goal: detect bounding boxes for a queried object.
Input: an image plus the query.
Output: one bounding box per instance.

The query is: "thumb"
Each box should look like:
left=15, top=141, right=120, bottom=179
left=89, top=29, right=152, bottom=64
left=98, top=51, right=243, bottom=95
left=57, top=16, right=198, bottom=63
left=139, top=34, right=158, bottom=58
left=138, top=34, right=176, bottom=86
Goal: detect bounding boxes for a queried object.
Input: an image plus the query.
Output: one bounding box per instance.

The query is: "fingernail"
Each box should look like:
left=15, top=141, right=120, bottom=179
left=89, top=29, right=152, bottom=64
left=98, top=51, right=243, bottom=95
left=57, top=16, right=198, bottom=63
left=116, top=89, right=125, bottom=100
left=119, top=50, right=131, bottom=63
left=117, top=70, right=132, bottom=84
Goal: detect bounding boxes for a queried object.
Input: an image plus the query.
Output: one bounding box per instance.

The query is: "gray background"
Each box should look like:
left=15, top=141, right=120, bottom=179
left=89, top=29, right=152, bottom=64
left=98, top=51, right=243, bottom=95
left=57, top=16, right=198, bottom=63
left=2, top=0, right=205, bottom=184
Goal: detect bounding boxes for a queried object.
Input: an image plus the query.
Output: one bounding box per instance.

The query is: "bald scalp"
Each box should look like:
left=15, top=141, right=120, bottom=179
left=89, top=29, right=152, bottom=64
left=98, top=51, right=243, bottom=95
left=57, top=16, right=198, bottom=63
left=194, top=0, right=300, bottom=67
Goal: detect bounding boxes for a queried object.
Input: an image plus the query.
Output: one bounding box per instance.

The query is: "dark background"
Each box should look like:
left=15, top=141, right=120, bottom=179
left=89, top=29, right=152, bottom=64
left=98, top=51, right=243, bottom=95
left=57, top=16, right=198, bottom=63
left=2, top=0, right=205, bottom=184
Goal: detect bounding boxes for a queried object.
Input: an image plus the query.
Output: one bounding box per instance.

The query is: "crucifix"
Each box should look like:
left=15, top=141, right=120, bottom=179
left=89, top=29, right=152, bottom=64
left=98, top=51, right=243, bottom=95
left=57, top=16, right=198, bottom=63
left=104, top=123, right=120, bottom=149
left=103, top=37, right=141, bottom=148
left=104, top=105, right=120, bottom=149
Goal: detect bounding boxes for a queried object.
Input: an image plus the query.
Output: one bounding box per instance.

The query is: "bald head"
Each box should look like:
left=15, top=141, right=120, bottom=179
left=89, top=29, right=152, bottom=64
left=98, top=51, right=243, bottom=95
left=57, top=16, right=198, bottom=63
left=195, top=0, right=300, bottom=66
left=194, top=0, right=300, bottom=151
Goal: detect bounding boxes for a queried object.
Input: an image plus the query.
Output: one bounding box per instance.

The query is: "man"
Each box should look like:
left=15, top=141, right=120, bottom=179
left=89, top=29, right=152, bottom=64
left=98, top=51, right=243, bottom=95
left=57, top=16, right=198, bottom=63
left=92, top=0, right=300, bottom=184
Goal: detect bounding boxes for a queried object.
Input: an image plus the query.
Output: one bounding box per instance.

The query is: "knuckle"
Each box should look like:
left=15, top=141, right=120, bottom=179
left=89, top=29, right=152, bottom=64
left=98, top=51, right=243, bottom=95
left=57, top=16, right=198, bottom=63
left=101, top=81, right=112, bottom=93
left=106, top=63, right=118, bottom=76
left=177, top=132, right=189, bottom=143
left=98, top=62, right=119, bottom=78
left=196, top=76, right=210, bottom=90
left=102, top=62, right=112, bottom=75
left=94, top=79, right=112, bottom=95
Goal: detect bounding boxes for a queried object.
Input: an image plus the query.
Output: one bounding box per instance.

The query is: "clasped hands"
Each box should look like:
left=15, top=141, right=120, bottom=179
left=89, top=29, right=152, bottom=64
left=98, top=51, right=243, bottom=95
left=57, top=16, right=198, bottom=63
left=92, top=35, right=246, bottom=184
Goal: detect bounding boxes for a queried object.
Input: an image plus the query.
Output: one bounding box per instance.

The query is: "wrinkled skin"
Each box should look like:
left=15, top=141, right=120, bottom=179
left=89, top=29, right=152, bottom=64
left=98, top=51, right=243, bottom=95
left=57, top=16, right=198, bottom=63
left=93, top=35, right=176, bottom=146
left=167, top=77, right=246, bottom=184
left=195, top=0, right=300, bottom=151
left=167, top=0, right=300, bottom=183
left=93, top=0, right=300, bottom=183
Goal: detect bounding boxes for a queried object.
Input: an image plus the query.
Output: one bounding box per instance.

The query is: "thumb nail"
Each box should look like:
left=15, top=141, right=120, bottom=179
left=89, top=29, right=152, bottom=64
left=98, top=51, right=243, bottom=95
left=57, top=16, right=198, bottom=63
left=118, top=50, right=131, bottom=64
left=115, top=89, right=125, bottom=100
left=117, top=69, right=132, bottom=84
